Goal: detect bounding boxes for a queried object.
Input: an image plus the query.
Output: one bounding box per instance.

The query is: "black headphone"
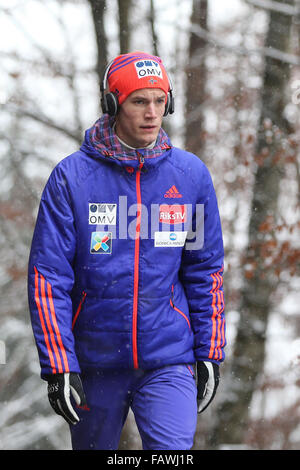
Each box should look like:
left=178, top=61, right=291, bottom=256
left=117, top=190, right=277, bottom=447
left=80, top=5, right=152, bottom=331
left=100, top=58, right=175, bottom=117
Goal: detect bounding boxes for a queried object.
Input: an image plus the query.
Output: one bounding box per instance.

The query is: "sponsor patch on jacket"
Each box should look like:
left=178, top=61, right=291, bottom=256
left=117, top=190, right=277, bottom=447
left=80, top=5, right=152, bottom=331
left=159, top=205, right=187, bottom=224
left=154, top=231, right=187, bottom=247
left=90, top=232, right=112, bottom=254
left=89, top=203, right=117, bottom=225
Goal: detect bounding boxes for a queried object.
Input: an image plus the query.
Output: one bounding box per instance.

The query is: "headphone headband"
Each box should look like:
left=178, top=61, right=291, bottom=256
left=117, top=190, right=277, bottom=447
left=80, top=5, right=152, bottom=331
left=100, top=58, right=115, bottom=95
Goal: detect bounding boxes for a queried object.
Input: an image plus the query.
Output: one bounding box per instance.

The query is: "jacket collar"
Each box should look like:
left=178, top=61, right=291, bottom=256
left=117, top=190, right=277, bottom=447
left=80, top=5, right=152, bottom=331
left=80, top=115, right=172, bottom=170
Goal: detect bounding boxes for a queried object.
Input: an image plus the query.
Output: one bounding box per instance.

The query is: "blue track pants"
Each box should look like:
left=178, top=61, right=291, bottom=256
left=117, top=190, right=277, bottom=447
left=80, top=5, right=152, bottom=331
left=70, top=364, right=197, bottom=450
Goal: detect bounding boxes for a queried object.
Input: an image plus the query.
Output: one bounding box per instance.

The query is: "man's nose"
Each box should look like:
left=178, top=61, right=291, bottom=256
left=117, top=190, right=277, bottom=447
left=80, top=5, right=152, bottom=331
left=145, top=102, right=157, bottom=117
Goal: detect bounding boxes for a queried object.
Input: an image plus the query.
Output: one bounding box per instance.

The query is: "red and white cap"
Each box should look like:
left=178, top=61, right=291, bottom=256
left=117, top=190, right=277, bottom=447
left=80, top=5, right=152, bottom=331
left=107, top=51, right=170, bottom=105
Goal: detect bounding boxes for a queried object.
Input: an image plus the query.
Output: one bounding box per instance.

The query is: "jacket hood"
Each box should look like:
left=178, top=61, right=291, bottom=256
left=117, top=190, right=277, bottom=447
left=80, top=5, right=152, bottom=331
left=80, top=114, right=172, bottom=170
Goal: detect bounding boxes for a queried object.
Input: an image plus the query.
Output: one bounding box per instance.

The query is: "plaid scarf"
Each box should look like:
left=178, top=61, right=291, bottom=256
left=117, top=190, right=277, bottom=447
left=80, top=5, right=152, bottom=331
left=89, top=114, right=172, bottom=161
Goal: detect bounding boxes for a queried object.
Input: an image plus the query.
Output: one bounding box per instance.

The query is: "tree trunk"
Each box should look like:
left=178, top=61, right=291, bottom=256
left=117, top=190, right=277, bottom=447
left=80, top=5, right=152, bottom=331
left=149, top=0, right=159, bottom=56
left=87, top=0, right=108, bottom=95
left=211, top=0, right=294, bottom=448
left=184, top=0, right=208, bottom=158
left=118, top=0, right=132, bottom=54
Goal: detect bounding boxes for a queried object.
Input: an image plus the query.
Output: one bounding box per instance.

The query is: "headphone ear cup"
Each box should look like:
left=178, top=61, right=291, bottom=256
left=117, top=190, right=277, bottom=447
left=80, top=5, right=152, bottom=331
left=101, top=94, right=108, bottom=114
left=169, top=94, right=175, bottom=114
left=163, top=92, right=175, bottom=116
left=101, top=92, right=119, bottom=116
left=164, top=93, right=170, bottom=117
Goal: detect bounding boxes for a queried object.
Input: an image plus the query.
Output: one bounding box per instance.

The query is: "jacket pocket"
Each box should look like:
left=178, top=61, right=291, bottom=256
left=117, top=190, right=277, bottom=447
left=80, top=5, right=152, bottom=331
left=72, top=291, right=87, bottom=330
left=170, top=284, right=191, bottom=330
left=186, top=364, right=196, bottom=379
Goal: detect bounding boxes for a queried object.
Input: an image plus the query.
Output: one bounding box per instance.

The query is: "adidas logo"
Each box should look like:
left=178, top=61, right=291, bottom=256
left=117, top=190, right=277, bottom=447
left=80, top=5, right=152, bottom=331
left=164, top=185, right=183, bottom=198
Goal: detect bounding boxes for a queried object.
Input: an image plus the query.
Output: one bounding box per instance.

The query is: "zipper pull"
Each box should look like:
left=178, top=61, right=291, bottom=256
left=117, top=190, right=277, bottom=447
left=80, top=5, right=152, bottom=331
left=137, top=151, right=144, bottom=166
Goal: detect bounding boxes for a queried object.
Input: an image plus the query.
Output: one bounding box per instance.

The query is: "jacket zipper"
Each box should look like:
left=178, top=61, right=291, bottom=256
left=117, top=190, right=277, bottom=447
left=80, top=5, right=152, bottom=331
left=72, top=291, right=87, bottom=330
left=132, top=154, right=144, bottom=369
left=170, top=284, right=191, bottom=329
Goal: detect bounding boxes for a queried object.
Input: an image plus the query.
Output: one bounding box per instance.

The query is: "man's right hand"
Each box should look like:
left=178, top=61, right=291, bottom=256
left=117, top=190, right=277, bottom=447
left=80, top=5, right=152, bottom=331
left=46, top=372, right=87, bottom=425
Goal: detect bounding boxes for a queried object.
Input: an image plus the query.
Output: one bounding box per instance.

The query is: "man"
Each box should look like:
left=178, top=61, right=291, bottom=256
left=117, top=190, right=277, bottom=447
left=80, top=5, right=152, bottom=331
left=28, top=51, right=225, bottom=450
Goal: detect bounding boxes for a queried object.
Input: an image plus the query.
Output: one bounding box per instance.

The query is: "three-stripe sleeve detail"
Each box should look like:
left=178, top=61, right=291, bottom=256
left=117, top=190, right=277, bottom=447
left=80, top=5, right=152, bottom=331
left=209, top=268, right=225, bottom=361
left=33, top=266, right=69, bottom=374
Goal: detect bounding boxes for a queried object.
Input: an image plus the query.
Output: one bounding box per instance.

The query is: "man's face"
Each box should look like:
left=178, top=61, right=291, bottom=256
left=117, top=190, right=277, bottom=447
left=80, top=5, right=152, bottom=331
left=115, top=88, right=166, bottom=148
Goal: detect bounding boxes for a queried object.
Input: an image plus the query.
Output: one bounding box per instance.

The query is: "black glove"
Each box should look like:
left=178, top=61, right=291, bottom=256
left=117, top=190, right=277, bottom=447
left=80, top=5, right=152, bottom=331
left=46, top=372, right=87, bottom=425
left=196, top=361, right=220, bottom=413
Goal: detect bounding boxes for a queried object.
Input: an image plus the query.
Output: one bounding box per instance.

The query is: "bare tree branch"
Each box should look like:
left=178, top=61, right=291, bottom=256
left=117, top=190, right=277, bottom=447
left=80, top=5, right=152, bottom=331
left=0, top=51, right=94, bottom=79
left=2, top=103, right=82, bottom=143
left=188, top=22, right=300, bottom=66
left=246, top=0, right=300, bottom=16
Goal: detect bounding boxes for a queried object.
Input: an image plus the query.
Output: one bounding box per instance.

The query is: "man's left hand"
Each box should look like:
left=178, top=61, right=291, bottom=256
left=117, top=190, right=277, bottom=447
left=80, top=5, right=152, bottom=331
left=196, top=361, right=220, bottom=413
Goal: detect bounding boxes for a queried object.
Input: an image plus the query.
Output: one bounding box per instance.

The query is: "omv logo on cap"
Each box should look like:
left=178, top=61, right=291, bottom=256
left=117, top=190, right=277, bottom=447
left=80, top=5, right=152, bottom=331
left=90, top=232, right=112, bottom=254
left=134, top=60, right=163, bottom=79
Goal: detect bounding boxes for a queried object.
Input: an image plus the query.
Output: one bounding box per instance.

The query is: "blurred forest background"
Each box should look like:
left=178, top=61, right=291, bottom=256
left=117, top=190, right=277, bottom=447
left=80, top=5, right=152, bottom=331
left=0, top=0, right=300, bottom=450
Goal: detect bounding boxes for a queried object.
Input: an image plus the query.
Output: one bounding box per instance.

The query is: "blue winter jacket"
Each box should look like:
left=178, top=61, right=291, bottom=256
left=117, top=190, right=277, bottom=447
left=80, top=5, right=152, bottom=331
left=28, top=115, right=226, bottom=378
